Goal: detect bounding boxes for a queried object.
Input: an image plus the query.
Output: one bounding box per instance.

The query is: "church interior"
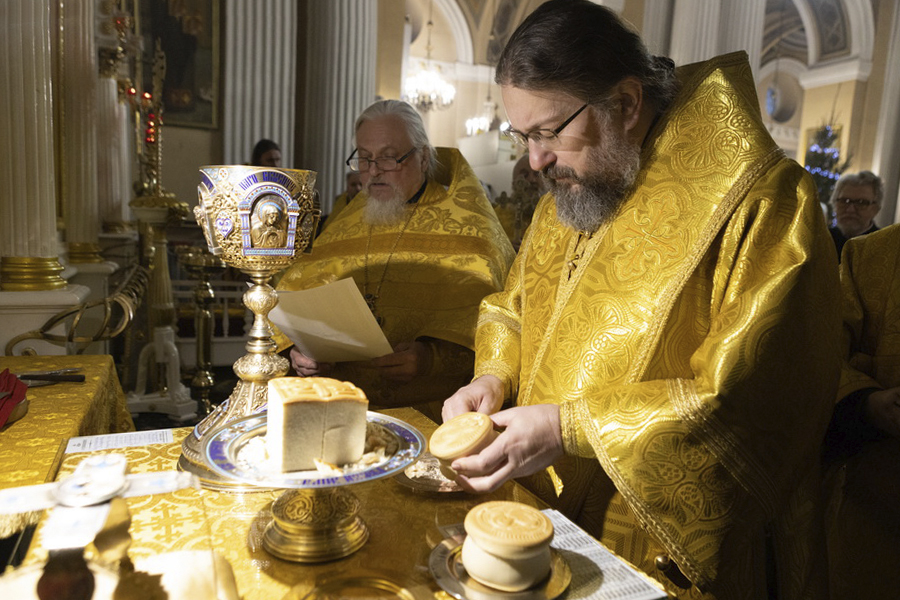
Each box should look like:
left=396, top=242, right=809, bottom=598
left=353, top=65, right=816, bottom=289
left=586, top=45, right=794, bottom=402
left=0, top=0, right=897, bottom=373
left=0, top=0, right=898, bottom=596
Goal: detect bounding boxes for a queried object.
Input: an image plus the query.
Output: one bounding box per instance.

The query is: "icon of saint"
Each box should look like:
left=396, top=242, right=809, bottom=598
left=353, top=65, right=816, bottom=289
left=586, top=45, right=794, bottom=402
left=251, top=200, right=287, bottom=248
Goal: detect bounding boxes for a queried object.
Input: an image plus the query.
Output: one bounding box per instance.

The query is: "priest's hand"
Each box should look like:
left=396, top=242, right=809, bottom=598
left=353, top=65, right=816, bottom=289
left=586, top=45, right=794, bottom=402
left=289, top=346, right=333, bottom=377
left=866, top=386, right=900, bottom=438
left=451, top=403, right=563, bottom=494
left=365, top=341, right=432, bottom=384
left=442, top=375, right=504, bottom=421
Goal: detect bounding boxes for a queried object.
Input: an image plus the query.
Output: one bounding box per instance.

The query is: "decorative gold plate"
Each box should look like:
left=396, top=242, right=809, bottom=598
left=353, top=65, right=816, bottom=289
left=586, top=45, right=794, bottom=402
left=429, top=536, right=571, bottom=600
left=281, top=572, right=431, bottom=600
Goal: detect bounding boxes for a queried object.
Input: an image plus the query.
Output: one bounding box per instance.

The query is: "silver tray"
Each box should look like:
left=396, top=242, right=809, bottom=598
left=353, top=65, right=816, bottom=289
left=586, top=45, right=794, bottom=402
left=430, top=535, right=571, bottom=600
left=203, top=411, right=425, bottom=489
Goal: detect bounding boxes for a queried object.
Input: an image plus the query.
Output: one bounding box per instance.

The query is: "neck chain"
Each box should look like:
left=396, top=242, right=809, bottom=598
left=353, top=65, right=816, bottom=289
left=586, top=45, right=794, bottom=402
left=566, top=230, right=593, bottom=279
left=364, top=204, right=419, bottom=325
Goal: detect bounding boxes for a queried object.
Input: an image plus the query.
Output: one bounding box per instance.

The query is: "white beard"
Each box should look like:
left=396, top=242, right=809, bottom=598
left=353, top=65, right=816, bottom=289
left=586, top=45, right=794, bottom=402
left=362, top=193, right=408, bottom=226
left=543, top=110, right=641, bottom=233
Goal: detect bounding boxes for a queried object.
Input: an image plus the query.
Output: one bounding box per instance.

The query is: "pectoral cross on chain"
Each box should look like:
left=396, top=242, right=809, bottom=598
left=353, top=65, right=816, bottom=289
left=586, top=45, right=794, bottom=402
left=364, top=293, right=384, bottom=326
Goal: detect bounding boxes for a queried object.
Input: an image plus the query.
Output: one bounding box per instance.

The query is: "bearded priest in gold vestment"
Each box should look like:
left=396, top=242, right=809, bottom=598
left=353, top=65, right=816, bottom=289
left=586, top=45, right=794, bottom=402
left=442, top=2, right=841, bottom=599
left=824, top=223, right=900, bottom=599
left=277, top=100, right=514, bottom=415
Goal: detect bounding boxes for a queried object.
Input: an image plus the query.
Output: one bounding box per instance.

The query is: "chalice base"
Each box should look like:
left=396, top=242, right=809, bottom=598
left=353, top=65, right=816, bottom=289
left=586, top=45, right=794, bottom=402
left=263, top=488, right=369, bottom=562
left=178, top=377, right=279, bottom=492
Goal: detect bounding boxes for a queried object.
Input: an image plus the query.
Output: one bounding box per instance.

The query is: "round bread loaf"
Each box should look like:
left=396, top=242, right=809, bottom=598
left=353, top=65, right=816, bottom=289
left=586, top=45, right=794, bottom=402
left=428, top=412, right=496, bottom=479
left=461, top=501, right=553, bottom=591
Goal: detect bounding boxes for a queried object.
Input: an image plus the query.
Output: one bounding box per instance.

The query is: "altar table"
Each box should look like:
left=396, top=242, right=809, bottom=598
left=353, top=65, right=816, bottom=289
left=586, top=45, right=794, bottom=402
left=0, top=355, right=134, bottom=538
left=18, top=408, right=563, bottom=599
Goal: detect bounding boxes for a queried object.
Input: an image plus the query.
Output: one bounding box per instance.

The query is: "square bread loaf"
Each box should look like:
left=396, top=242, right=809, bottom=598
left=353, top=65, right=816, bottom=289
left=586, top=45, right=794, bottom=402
left=267, top=377, right=368, bottom=472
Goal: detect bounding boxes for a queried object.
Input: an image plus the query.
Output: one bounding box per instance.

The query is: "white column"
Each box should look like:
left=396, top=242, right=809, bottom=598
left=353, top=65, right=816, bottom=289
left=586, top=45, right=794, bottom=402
left=669, top=0, right=721, bottom=66
left=0, top=0, right=64, bottom=281
left=0, top=0, right=90, bottom=355
left=97, top=76, right=124, bottom=226
left=642, top=0, right=674, bottom=57
left=302, top=0, right=377, bottom=211
left=61, top=0, right=102, bottom=263
left=223, top=0, right=298, bottom=167
left=873, top=0, right=900, bottom=225
left=718, top=0, right=765, bottom=78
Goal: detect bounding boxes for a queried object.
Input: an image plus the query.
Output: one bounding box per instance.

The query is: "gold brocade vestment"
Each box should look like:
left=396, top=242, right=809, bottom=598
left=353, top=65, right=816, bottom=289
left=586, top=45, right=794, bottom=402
left=474, top=53, right=841, bottom=599
left=278, top=148, right=514, bottom=411
left=826, top=224, right=900, bottom=599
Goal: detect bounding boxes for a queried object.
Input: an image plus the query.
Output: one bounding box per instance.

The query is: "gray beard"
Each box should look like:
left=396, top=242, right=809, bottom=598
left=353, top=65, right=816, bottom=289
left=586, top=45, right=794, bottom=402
left=362, top=194, right=408, bottom=226
left=543, top=115, right=642, bottom=233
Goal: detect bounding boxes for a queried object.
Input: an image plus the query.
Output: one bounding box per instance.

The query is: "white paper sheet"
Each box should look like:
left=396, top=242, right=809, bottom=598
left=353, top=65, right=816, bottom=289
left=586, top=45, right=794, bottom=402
left=65, top=429, right=174, bottom=453
left=269, top=278, right=393, bottom=363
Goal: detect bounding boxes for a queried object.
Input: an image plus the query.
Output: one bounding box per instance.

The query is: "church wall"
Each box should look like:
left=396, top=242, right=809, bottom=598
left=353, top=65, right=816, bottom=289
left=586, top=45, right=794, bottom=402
left=377, top=0, right=407, bottom=101
left=161, top=126, right=222, bottom=209
left=855, top=0, right=896, bottom=172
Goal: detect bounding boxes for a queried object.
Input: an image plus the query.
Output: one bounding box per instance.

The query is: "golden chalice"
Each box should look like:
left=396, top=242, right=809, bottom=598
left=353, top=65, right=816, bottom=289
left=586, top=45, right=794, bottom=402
left=178, top=165, right=320, bottom=489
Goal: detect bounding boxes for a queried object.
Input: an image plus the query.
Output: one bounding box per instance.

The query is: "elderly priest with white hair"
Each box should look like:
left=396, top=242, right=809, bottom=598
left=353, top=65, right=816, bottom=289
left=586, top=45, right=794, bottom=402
left=275, top=99, right=515, bottom=418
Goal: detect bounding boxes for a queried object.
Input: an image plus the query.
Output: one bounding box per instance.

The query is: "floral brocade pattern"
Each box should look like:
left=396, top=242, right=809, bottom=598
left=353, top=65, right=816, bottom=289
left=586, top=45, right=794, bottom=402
left=0, top=355, right=135, bottom=538
left=475, top=52, right=840, bottom=598
left=277, top=148, right=514, bottom=408
left=278, top=148, right=514, bottom=354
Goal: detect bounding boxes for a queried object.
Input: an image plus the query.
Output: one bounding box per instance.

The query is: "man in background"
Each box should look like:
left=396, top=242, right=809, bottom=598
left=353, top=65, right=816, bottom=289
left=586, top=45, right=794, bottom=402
left=824, top=223, right=900, bottom=599
left=321, top=171, right=363, bottom=232
left=828, top=170, right=883, bottom=259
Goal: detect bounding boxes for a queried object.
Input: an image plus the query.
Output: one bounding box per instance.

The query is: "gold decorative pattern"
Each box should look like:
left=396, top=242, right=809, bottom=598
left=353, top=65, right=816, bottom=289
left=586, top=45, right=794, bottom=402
left=22, top=409, right=554, bottom=600
left=474, top=52, right=841, bottom=598
left=826, top=224, right=900, bottom=599
left=184, top=165, right=320, bottom=487
left=67, top=242, right=105, bottom=264
left=0, top=257, right=67, bottom=291
left=0, top=355, right=135, bottom=538
left=277, top=148, right=515, bottom=409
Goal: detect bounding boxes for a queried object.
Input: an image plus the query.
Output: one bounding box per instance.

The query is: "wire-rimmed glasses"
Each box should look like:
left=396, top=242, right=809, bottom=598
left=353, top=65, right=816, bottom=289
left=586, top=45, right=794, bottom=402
left=503, top=103, right=589, bottom=149
left=345, top=147, right=418, bottom=172
left=834, top=197, right=879, bottom=208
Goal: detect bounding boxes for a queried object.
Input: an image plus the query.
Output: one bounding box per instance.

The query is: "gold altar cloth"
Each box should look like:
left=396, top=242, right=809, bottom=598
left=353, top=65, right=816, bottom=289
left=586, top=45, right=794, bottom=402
left=0, top=355, right=135, bottom=538
left=21, top=409, right=571, bottom=600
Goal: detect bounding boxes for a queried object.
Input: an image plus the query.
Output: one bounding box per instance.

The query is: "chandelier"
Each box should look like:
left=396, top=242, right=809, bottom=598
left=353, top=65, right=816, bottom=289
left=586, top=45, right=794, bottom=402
left=403, top=0, right=455, bottom=112
left=465, top=94, right=500, bottom=136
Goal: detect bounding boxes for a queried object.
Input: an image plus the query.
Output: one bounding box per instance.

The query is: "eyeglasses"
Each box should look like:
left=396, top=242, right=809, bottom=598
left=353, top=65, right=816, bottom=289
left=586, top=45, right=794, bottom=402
left=504, top=103, right=589, bottom=149
left=345, top=147, right=417, bottom=172
left=834, top=197, right=879, bottom=207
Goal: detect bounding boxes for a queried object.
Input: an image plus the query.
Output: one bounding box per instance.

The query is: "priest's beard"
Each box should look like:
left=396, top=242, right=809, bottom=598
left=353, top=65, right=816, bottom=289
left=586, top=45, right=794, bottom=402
left=543, top=111, right=641, bottom=233
left=362, top=193, right=407, bottom=226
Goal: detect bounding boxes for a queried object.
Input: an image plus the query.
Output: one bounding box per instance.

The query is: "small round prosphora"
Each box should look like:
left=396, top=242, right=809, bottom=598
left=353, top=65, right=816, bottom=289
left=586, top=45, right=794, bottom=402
left=429, top=412, right=496, bottom=479
left=461, top=501, right=554, bottom=591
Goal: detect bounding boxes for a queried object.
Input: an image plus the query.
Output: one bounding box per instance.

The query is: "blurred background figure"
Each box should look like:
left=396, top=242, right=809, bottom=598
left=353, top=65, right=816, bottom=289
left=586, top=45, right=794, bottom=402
left=512, top=154, right=544, bottom=197
left=492, top=154, right=544, bottom=250
left=250, top=138, right=282, bottom=167
left=320, top=171, right=363, bottom=233
left=828, top=170, right=883, bottom=260
left=823, top=223, right=900, bottom=599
